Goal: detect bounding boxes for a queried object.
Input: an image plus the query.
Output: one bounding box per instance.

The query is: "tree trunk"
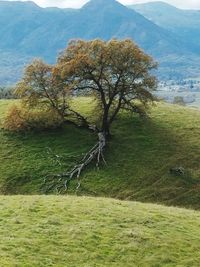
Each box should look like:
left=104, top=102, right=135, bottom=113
left=43, top=108, right=111, bottom=193
left=102, top=108, right=111, bottom=137
left=102, top=122, right=110, bottom=137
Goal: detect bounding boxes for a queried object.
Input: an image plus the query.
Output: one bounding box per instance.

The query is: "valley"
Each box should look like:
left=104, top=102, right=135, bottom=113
left=0, top=1, right=200, bottom=266
left=0, top=0, right=200, bottom=85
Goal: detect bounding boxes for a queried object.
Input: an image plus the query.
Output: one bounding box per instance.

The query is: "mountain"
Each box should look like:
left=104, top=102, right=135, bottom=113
left=0, top=0, right=199, bottom=85
left=0, top=0, right=181, bottom=57
left=129, top=1, right=200, bottom=53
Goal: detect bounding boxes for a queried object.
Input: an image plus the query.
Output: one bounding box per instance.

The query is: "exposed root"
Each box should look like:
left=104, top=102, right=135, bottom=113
left=43, top=132, right=106, bottom=193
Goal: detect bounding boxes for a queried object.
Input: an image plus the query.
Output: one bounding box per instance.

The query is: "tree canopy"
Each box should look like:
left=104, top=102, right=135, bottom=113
left=15, top=39, right=157, bottom=136
left=58, top=39, right=157, bottom=136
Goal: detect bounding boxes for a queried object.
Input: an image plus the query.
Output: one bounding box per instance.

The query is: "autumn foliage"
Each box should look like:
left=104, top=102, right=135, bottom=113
left=4, top=39, right=157, bottom=133
left=58, top=39, right=157, bottom=135
left=4, top=104, right=63, bottom=131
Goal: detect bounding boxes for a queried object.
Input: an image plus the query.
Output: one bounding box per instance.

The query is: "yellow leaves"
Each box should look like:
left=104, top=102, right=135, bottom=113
left=3, top=104, right=26, bottom=131
left=10, top=38, right=158, bottom=133
left=3, top=104, right=63, bottom=132
left=59, top=38, right=157, bottom=81
left=57, top=38, right=157, bottom=106
left=26, top=59, right=52, bottom=73
left=14, top=81, right=29, bottom=98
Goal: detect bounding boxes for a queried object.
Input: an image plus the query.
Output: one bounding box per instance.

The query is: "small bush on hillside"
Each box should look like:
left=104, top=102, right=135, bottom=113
left=3, top=104, right=63, bottom=131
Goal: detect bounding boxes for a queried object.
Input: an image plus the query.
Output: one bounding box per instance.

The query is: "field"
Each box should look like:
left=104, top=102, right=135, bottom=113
left=0, top=99, right=200, bottom=266
left=0, top=195, right=200, bottom=267
left=0, top=99, right=200, bottom=209
left=156, top=90, right=200, bottom=107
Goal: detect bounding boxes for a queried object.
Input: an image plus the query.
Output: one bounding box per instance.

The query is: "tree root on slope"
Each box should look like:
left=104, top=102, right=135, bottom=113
left=43, top=132, right=106, bottom=193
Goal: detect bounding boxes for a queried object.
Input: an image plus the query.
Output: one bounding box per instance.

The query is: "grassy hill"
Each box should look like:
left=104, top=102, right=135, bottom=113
left=0, top=99, right=200, bottom=209
left=0, top=195, right=199, bottom=266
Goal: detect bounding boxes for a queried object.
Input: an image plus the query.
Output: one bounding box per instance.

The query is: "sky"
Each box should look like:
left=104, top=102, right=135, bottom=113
left=5, top=0, right=200, bottom=9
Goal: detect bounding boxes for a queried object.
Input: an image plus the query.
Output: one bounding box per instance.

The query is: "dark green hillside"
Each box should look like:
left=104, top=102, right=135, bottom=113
left=0, top=196, right=199, bottom=266
left=0, top=99, right=200, bottom=209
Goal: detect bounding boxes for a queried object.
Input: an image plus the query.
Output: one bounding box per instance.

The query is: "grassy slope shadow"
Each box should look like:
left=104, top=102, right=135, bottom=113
left=0, top=100, right=200, bottom=209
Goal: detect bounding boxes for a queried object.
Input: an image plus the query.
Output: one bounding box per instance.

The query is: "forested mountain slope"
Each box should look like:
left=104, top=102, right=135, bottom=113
left=0, top=0, right=200, bottom=84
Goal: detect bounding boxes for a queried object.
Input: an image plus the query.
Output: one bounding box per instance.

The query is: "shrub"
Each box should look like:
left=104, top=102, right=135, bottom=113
left=3, top=104, right=63, bottom=131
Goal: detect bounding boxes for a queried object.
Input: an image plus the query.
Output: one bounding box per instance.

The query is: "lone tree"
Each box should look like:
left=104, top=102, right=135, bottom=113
left=12, top=39, right=157, bottom=191
left=58, top=39, right=157, bottom=137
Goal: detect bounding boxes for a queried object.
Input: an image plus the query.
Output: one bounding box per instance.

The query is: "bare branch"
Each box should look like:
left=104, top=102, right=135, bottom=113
left=43, top=132, right=106, bottom=193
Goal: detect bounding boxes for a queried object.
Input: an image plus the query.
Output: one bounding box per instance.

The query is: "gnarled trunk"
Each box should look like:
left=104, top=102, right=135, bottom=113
left=102, top=121, right=111, bottom=138
left=102, top=108, right=111, bottom=137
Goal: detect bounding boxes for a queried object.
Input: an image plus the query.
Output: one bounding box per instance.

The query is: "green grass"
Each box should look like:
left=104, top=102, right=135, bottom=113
left=0, top=99, right=200, bottom=209
left=0, top=195, right=199, bottom=267
left=0, top=100, right=200, bottom=266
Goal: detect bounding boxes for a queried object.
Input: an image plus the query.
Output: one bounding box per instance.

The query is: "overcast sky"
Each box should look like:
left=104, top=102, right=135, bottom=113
left=5, top=0, right=200, bottom=9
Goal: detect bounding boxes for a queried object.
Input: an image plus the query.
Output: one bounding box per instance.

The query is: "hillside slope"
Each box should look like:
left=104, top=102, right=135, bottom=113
left=0, top=99, right=200, bottom=209
left=0, top=0, right=183, bottom=57
left=0, top=195, right=200, bottom=266
left=130, top=1, right=200, bottom=53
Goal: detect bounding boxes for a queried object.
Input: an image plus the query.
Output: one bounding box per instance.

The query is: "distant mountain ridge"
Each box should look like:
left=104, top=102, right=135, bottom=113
left=130, top=1, right=200, bottom=53
left=0, top=0, right=200, bottom=85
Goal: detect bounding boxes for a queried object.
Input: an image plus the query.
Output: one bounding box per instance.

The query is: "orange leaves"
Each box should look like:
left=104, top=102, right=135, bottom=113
left=4, top=104, right=63, bottom=132
left=10, top=38, right=158, bottom=134
left=3, top=104, right=27, bottom=131
left=59, top=38, right=157, bottom=84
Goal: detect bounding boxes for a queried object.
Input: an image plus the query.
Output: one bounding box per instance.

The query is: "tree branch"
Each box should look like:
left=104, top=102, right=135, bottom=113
left=43, top=132, right=106, bottom=193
